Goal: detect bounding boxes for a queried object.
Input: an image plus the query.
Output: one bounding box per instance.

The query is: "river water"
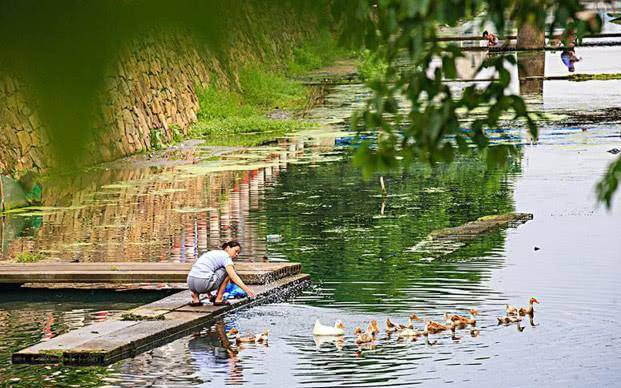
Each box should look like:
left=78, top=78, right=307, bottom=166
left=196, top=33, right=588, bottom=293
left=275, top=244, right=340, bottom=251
left=2, top=44, right=621, bottom=386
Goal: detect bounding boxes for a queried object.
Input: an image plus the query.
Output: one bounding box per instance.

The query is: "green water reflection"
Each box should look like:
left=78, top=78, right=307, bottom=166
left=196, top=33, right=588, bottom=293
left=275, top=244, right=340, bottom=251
left=259, top=152, right=520, bottom=310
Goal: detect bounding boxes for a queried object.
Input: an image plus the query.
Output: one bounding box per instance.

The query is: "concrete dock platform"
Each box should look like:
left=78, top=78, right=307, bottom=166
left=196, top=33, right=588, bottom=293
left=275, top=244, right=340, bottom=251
left=9, top=262, right=310, bottom=365
left=0, top=262, right=301, bottom=285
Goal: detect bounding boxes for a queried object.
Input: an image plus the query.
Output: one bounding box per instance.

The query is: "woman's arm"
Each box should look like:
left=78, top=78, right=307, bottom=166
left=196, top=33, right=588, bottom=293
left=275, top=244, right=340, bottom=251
left=225, top=265, right=256, bottom=298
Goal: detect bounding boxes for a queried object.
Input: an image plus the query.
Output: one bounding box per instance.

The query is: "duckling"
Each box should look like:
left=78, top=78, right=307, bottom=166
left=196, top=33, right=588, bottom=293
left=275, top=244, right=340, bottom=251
left=255, top=329, right=269, bottom=344
left=470, top=328, right=480, bottom=337
left=505, top=304, right=519, bottom=316
left=518, top=297, right=540, bottom=316
left=354, top=326, right=375, bottom=344
left=445, top=309, right=478, bottom=328
left=397, top=328, right=427, bottom=340
left=425, top=319, right=454, bottom=334
left=367, top=320, right=380, bottom=336
left=449, top=318, right=468, bottom=330
left=386, top=318, right=399, bottom=333
left=398, top=314, right=421, bottom=330
left=235, top=334, right=256, bottom=345
left=312, top=319, right=345, bottom=336
left=313, top=335, right=345, bottom=351
left=497, top=315, right=522, bottom=325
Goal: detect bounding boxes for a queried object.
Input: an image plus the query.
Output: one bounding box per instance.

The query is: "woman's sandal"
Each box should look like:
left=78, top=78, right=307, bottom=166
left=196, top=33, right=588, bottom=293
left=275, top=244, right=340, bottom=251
left=189, top=301, right=203, bottom=307
left=212, top=300, right=231, bottom=306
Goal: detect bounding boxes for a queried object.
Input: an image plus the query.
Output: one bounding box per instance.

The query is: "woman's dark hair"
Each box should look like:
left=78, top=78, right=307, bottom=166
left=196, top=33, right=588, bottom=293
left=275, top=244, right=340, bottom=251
left=222, top=241, right=242, bottom=251
left=482, top=30, right=489, bottom=37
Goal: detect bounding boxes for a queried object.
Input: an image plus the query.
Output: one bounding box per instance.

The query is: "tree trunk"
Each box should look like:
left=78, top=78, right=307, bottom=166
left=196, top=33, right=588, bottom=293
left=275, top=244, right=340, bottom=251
left=518, top=52, right=545, bottom=95
left=517, top=22, right=545, bottom=49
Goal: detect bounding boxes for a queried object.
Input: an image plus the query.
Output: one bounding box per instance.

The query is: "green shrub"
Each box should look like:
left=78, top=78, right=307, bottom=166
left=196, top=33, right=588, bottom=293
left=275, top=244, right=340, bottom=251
left=150, top=128, right=164, bottom=150
left=170, top=125, right=184, bottom=143
left=15, top=251, right=45, bottom=263
left=358, top=49, right=388, bottom=82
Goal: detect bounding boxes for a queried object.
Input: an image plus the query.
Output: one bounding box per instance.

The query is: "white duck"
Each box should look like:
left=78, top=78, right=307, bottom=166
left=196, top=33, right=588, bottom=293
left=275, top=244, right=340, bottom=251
left=312, top=319, right=345, bottom=336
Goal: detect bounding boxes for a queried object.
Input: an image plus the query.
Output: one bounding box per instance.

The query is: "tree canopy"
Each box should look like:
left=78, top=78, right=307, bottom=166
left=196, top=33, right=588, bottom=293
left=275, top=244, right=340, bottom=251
left=347, top=0, right=618, bottom=207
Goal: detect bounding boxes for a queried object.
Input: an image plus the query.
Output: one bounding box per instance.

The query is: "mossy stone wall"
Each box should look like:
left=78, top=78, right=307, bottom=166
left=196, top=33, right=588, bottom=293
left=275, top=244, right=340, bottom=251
left=0, top=3, right=324, bottom=177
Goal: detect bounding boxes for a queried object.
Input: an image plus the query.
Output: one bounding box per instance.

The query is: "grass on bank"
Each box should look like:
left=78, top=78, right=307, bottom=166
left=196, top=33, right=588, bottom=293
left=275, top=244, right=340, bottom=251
left=190, top=30, right=353, bottom=146
left=357, top=49, right=389, bottom=82
left=287, top=29, right=353, bottom=76
left=190, top=68, right=310, bottom=146
left=14, top=251, right=45, bottom=263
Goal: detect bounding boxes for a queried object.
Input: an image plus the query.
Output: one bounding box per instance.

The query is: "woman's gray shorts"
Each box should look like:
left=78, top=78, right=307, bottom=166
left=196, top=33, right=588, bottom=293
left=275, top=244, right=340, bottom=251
left=187, top=268, right=228, bottom=294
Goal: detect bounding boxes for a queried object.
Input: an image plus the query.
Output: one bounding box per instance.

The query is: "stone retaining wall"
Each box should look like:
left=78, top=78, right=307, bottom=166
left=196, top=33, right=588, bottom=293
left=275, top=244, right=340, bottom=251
left=0, top=4, right=323, bottom=177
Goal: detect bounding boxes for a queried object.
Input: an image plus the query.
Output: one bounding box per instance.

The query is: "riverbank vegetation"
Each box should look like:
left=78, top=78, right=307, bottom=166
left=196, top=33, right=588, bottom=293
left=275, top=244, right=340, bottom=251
left=190, top=29, right=353, bottom=146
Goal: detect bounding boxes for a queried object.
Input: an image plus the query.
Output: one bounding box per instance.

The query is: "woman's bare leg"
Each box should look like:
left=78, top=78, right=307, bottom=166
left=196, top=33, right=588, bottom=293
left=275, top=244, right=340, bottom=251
left=191, top=290, right=201, bottom=304
left=214, top=276, right=230, bottom=303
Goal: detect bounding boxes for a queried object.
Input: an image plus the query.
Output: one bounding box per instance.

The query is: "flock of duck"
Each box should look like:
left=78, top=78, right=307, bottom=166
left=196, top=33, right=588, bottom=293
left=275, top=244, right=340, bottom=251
left=220, top=298, right=539, bottom=350
left=311, top=297, right=540, bottom=347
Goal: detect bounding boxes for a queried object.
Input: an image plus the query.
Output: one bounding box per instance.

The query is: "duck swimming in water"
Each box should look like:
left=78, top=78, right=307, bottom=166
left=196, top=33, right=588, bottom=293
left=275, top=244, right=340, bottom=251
left=312, top=320, right=345, bottom=336
left=444, top=309, right=478, bottom=328
left=399, top=314, right=421, bottom=330
left=518, top=297, right=540, bottom=316
left=367, top=320, right=380, bottom=336
left=354, top=326, right=376, bottom=344
left=397, top=328, right=428, bottom=340
left=235, top=334, right=256, bottom=344
left=386, top=318, right=399, bottom=334
left=506, top=304, right=519, bottom=316
left=233, top=329, right=269, bottom=345
left=255, top=329, right=269, bottom=344
left=425, top=319, right=454, bottom=334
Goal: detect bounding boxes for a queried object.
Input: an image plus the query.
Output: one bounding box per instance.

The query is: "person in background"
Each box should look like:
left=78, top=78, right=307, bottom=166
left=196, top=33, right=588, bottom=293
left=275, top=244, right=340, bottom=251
left=482, top=30, right=500, bottom=47
left=187, top=241, right=256, bottom=306
left=561, top=48, right=581, bottom=72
